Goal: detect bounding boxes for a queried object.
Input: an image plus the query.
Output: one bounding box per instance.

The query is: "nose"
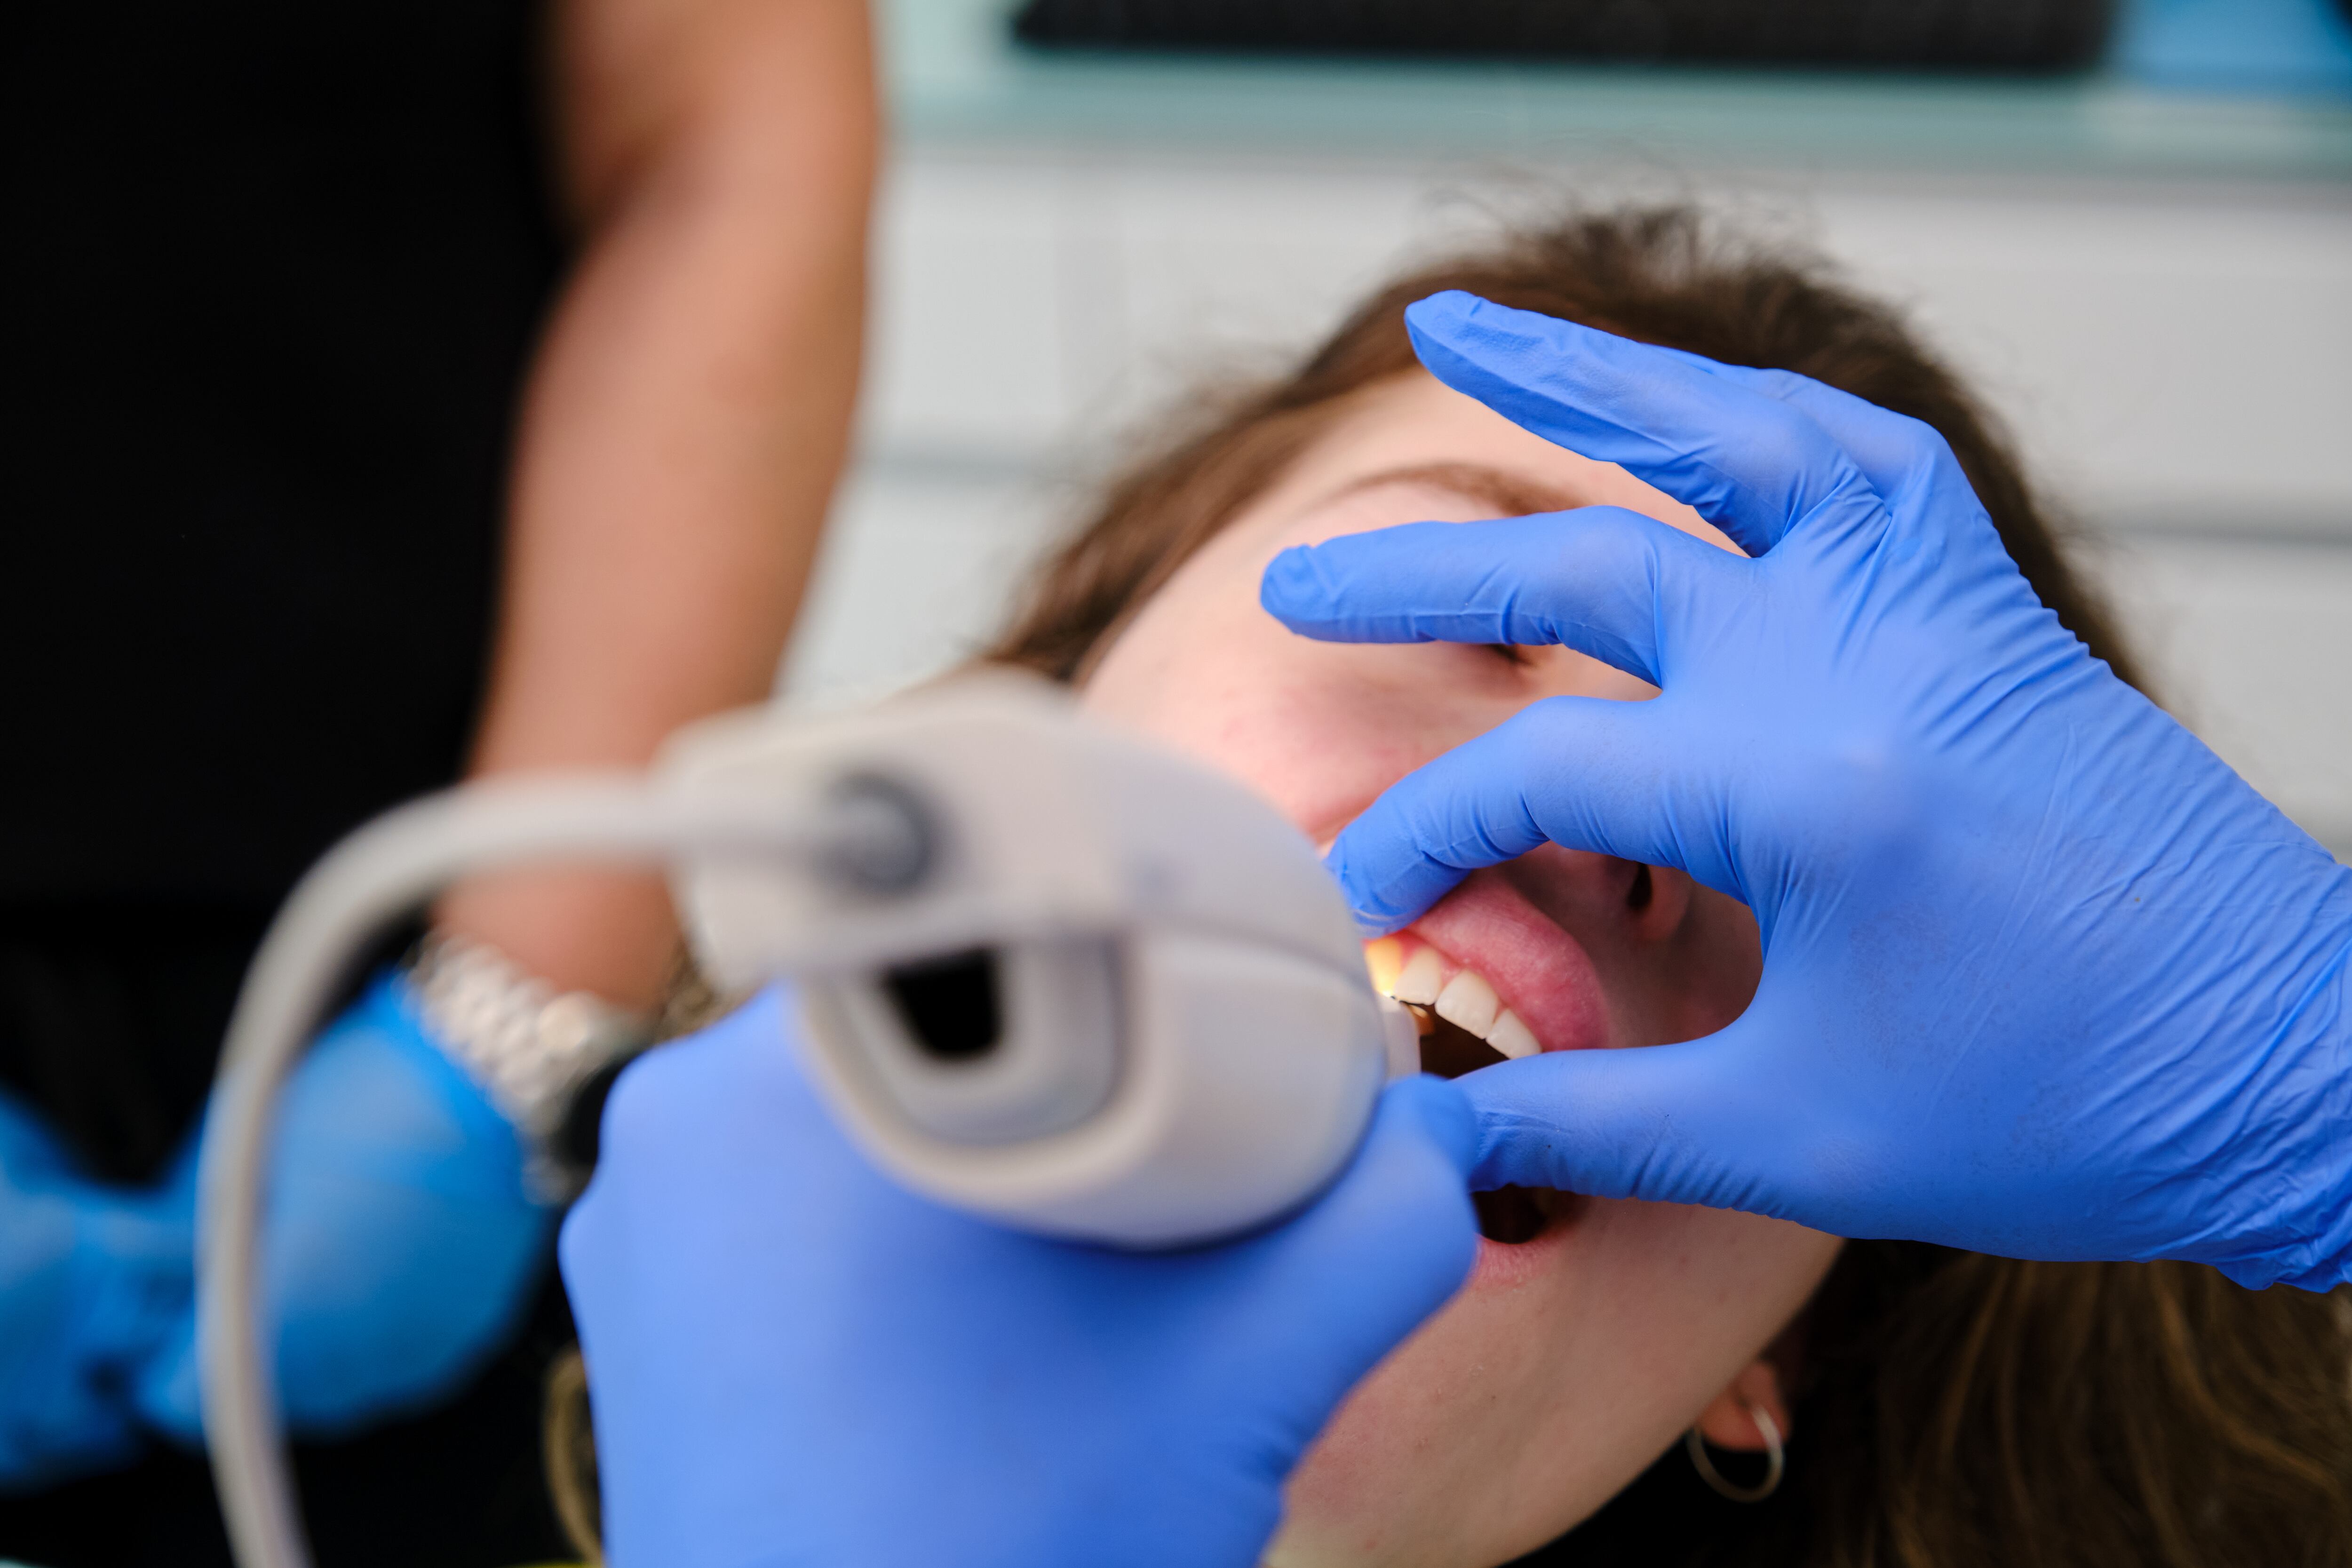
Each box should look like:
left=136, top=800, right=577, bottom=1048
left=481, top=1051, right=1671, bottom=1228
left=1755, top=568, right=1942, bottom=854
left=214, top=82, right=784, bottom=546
left=1497, top=843, right=1692, bottom=955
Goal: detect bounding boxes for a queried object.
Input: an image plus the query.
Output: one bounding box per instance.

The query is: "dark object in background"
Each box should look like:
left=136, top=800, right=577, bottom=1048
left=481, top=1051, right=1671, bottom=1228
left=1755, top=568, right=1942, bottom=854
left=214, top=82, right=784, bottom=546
left=1012, top=0, right=2118, bottom=71
left=1, top=0, right=571, bottom=1559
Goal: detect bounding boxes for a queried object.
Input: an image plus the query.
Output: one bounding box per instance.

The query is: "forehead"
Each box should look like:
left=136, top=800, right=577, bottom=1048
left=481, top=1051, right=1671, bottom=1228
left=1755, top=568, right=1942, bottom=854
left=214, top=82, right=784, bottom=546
left=1243, top=371, right=1736, bottom=554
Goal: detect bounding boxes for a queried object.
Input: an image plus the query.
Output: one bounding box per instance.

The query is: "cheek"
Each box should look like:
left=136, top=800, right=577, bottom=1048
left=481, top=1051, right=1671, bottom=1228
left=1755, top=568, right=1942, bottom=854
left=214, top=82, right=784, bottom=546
left=1198, top=674, right=1453, bottom=832
left=1091, top=633, right=1536, bottom=839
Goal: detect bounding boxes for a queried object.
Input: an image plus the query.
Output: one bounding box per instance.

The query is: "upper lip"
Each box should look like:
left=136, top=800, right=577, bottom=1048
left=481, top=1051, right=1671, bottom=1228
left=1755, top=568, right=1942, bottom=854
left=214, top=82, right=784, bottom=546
left=1400, top=869, right=1615, bottom=1057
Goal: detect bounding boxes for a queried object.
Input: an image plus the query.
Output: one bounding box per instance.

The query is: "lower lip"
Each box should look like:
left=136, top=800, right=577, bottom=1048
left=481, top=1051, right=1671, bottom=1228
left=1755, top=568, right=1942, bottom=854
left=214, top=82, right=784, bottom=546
left=1467, top=1191, right=1584, bottom=1290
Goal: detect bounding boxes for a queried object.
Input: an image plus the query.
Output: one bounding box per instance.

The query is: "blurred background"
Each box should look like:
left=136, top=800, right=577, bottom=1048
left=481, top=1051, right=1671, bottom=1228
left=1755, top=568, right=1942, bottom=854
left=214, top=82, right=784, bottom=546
left=783, top=0, right=2352, bottom=860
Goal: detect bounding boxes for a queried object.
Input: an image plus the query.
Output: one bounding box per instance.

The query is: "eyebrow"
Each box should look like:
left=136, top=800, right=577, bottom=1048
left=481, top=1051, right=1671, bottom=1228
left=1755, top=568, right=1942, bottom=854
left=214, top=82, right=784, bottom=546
left=1313, top=461, right=1582, bottom=520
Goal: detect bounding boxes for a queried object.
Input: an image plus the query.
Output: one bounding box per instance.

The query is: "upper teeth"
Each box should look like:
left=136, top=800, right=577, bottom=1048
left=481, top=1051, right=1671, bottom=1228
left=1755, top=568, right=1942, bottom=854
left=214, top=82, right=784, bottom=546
left=1482, top=1009, right=1540, bottom=1060
left=1392, top=945, right=1442, bottom=1005
left=1363, top=940, right=1540, bottom=1060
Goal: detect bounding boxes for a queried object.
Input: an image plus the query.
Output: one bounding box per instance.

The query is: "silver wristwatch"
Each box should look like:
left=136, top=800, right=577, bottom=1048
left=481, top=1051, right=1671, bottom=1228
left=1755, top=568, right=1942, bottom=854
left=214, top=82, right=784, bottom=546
left=405, top=932, right=651, bottom=1199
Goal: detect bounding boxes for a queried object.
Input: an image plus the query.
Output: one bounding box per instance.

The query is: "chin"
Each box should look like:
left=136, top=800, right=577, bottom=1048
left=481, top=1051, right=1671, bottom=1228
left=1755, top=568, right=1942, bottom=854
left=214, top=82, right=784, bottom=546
left=1263, top=1190, right=1637, bottom=1568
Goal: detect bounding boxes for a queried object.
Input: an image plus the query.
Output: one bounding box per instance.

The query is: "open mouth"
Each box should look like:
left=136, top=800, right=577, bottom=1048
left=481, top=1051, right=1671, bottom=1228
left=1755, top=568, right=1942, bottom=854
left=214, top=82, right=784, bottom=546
left=1370, top=940, right=1589, bottom=1248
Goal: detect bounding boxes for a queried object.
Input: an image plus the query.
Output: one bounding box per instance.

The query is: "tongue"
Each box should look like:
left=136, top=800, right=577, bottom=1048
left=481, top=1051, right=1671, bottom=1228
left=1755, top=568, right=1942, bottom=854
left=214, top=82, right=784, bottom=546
left=1410, top=872, right=1613, bottom=1055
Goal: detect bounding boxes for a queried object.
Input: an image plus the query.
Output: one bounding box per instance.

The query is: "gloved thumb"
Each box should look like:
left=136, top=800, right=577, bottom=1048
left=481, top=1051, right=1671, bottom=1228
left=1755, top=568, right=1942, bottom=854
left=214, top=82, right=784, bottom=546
left=1460, top=1030, right=1792, bottom=1220
left=1238, top=1074, right=1482, bottom=1426
left=1375, top=1072, right=1481, bottom=1188
left=1281, top=1074, right=1479, bottom=1283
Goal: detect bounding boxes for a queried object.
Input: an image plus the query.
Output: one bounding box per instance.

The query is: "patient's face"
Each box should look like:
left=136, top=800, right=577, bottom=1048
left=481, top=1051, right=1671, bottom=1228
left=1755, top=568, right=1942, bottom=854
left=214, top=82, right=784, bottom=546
left=1082, top=372, right=1843, bottom=1567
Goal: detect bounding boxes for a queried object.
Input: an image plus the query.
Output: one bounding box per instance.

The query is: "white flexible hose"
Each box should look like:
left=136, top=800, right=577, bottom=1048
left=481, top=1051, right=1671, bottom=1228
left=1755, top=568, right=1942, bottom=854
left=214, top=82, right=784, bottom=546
left=198, top=774, right=843, bottom=1568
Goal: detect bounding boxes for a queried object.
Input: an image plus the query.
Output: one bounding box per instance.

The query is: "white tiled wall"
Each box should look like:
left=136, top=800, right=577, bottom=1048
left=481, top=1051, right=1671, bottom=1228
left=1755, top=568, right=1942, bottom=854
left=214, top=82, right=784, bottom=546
left=786, top=149, right=2352, bottom=855
left=1812, top=185, right=2352, bottom=529
left=2102, top=534, right=2352, bottom=846
left=782, top=462, right=1056, bottom=704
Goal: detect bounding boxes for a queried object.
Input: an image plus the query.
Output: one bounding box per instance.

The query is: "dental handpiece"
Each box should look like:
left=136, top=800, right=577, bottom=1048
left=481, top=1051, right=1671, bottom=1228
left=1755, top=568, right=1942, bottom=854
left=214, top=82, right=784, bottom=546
left=198, top=673, right=1413, bottom=1568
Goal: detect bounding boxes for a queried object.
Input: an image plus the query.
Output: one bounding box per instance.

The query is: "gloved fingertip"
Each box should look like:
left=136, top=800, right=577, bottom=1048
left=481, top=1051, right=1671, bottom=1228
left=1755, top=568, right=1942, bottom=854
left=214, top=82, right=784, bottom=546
left=1378, top=1075, right=1478, bottom=1183
left=1322, top=838, right=1447, bottom=937
left=1257, top=544, right=1332, bottom=627
left=1401, top=289, right=1481, bottom=339
left=1405, top=289, right=1573, bottom=373
left=1317, top=841, right=1384, bottom=929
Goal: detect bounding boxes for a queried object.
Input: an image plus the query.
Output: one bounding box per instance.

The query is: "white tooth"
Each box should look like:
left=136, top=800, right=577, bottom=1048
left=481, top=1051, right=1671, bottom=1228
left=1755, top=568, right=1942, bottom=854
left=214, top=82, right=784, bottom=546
left=1486, top=1010, right=1540, bottom=1060
left=1393, top=946, right=1444, bottom=1006
left=1433, top=970, right=1499, bottom=1037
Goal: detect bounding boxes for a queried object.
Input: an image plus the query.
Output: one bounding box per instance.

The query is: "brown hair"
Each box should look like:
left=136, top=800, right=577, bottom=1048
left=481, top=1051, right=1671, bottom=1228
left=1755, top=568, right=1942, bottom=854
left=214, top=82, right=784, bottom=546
left=990, top=205, right=2140, bottom=695
left=982, top=206, right=2352, bottom=1567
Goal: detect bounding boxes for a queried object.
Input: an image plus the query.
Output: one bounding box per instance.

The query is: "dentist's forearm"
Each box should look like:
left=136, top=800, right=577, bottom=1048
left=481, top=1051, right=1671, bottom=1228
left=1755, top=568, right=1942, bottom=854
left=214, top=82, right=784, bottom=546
left=437, top=0, right=877, bottom=1007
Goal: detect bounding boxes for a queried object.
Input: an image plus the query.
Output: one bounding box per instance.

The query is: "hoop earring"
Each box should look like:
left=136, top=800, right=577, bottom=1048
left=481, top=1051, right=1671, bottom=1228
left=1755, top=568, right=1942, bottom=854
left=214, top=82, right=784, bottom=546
left=1685, top=1404, right=1784, bottom=1504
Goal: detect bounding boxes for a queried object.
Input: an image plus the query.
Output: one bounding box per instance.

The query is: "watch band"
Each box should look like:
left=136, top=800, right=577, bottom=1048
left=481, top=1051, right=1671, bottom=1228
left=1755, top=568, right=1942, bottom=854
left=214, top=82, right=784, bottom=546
left=405, top=932, right=651, bottom=1199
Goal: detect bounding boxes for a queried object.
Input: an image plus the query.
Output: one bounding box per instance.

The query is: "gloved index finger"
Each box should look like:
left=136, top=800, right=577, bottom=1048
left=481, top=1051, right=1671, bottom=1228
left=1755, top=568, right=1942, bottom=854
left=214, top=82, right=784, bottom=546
left=1641, top=344, right=1973, bottom=517
left=1406, top=291, right=1875, bottom=558
left=1262, top=506, right=1745, bottom=689
left=1323, top=692, right=1712, bottom=933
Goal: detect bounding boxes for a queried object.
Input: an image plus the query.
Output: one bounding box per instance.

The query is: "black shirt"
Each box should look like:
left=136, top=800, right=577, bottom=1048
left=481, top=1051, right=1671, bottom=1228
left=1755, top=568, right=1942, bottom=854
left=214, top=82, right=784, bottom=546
left=3, top=0, right=564, bottom=909
left=0, top=0, right=567, bottom=1168
left=0, top=3, right=574, bottom=1562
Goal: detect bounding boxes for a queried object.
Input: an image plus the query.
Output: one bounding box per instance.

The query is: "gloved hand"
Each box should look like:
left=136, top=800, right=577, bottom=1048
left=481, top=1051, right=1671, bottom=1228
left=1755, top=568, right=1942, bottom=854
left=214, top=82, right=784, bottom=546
left=135, top=970, right=553, bottom=1441
left=0, top=1090, right=191, bottom=1488
left=561, top=985, right=1478, bottom=1568
left=1261, top=290, right=2352, bottom=1290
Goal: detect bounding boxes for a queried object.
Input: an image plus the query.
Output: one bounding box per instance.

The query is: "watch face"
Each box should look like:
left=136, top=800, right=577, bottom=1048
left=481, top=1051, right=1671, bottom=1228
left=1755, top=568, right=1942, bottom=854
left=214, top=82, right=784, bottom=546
left=408, top=934, right=649, bottom=1165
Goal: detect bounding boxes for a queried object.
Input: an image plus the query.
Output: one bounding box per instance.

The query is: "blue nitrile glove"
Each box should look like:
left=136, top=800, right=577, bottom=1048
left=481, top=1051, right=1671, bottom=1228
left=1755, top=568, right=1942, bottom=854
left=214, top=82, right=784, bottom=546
left=0, top=1090, right=192, bottom=1488
left=135, top=970, right=554, bottom=1440
left=1260, top=289, right=2352, bottom=1290
left=561, top=985, right=1478, bottom=1568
